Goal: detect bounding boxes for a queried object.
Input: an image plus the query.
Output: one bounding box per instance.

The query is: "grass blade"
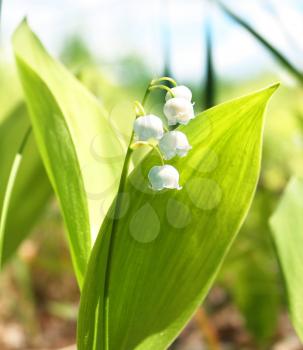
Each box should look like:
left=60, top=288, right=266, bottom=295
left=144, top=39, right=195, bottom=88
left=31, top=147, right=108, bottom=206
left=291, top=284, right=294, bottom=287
left=219, top=2, right=303, bottom=84
left=203, top=18, right=216, bottom=109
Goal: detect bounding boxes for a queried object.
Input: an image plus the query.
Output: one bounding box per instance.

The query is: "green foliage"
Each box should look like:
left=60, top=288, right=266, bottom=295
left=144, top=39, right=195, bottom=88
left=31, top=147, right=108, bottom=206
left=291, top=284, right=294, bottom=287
left=60, top=35, right=94, bottom=70
left=0, top=65, right=22, bottom=119
left=0, top=125, right=32, bottom=269
left=221, top=189, right=282, bottom=345
left=270, top=177, right=303, bottom=342
left=13, top=20, right=128, bottom=285
left=229, top=253, right=280, bottom=344
left=77, top=84, right=278, bottom=349
left=0, top=104, right=51, bottom=265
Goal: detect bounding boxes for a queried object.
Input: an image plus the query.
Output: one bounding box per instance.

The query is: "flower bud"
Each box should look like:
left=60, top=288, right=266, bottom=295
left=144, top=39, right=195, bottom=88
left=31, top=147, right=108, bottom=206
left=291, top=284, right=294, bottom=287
left=148, top=165, right=182, bottom=191
left=165, top=85, right=192, bottom=102
left=134, top=114, right=164, bottom=141
left=163, top=98, right=195, bottom=125
left=159, top=131, right=191, bottom=160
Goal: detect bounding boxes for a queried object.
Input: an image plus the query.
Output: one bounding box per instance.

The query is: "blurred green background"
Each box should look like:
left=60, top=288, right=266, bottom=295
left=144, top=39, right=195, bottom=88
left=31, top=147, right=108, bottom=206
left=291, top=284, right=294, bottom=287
left=1, top=0, right=303, bottom=349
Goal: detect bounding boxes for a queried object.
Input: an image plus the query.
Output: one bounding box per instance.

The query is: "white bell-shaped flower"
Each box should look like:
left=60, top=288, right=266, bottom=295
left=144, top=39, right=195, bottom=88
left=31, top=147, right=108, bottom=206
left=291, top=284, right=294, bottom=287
left=159, top=131, right=192, bottom=160
left=133, top=114, right=164, bottom=141
left=165, top=85, right=192, bottom=102
left=148, top=165, right=182, bottom=191
left=163, top=98, right=195, bottom=126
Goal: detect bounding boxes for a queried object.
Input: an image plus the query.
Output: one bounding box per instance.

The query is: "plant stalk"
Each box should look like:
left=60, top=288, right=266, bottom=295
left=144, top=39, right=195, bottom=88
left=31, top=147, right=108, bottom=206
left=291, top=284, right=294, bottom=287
left=103, top=86, right=151, bottom=349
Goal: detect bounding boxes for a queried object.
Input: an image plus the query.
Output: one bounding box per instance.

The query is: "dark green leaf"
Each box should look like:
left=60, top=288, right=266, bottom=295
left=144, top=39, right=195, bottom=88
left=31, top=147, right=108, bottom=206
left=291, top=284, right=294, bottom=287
left=0, top=104, right=51, bottom=265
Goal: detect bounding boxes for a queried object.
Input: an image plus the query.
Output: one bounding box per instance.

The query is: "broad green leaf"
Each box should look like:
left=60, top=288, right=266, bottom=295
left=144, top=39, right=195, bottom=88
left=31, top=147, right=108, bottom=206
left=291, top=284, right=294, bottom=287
left=0, top=104, right=52, bottom=265
left=78, top=84, right=278, bottom=349
left=14, top=56, right=90, bottom=285
left=270, top=177, right=303, bottom=342
left=13, top=21, right=125, bottom=284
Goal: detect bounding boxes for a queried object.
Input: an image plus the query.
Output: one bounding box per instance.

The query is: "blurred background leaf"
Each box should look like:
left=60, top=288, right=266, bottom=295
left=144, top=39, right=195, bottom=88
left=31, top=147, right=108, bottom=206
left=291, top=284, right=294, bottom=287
left=220, top=188, right=283, bottom=346
left=203, top=17, right=215, bottom=109
left=218, top=1, right=303, bottom=85
left=0, top=103, right=52, bottom=266
left=270, top=177, right=303, bottom=342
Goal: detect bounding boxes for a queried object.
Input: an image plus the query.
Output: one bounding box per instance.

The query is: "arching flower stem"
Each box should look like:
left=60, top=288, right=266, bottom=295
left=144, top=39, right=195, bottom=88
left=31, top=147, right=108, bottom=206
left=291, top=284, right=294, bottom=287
left=151, top=77, right=177, bottom=87
left=149, top=84, right=175, bottom=98
left=133, top=101, right=146, bottom=116
left=131, top=141, right=165, bottom=166
left=151, top=144, right=165, bottom=165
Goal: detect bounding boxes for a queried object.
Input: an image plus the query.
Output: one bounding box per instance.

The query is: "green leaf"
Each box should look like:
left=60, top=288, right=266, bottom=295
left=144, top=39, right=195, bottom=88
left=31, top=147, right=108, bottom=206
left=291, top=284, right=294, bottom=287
left=228, top=254, right=280, bottom=343
left=77, top=83, right=279, bottom=349
left=13, top=20, right=125, bottom=285
left=0, top=125, right=32, bottom=267
left=270, top=177, right=303, bottom=342
left=0, top=103, right=52, bottom=265
left=0, top=65, right=23, bottom=122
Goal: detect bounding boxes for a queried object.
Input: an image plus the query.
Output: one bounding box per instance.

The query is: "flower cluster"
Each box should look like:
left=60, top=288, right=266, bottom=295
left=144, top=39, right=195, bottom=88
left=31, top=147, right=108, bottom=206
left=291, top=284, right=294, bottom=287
left=132, top=79, right=195, bottom=191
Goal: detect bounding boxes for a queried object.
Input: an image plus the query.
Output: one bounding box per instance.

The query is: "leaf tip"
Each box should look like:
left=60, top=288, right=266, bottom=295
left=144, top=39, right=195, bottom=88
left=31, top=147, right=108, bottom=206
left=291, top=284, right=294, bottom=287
left=267, top=82, right=280, bottom=93
left=261, top=82, right=280, bottom=101
left=13, top=18, right=26, bottom=43
left=254, top=82, right=280, bottom=104
left=21, top=16, right=28, bottom=25
left=17, top=16, right=30, bottom=32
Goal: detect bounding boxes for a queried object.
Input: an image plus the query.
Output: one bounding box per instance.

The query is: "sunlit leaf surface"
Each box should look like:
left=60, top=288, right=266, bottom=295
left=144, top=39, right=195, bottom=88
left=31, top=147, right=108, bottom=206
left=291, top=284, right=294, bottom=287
left=13, top=21, right=125, bottom=285
left=78, top=84, right=278, bottom=349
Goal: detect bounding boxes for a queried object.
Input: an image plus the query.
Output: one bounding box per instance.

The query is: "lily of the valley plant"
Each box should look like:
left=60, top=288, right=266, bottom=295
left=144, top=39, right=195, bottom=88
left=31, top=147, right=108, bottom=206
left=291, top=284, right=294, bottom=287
left=132, top=79, right=193, bottom=191
left=7, top=20, right=279, bottom=350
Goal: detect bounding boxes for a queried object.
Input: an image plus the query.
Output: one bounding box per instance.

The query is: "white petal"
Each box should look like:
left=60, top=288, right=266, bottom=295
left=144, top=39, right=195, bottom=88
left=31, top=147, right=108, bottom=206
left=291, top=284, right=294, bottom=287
left=133, top=114, right=164, bottom=141
left=165, top=85, right=192, bottom=102
left=159, top=131, right=191, bottom=160
left=163, top=98, right=195, bottom=126
left=148, top=165, right=182, bottom=191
